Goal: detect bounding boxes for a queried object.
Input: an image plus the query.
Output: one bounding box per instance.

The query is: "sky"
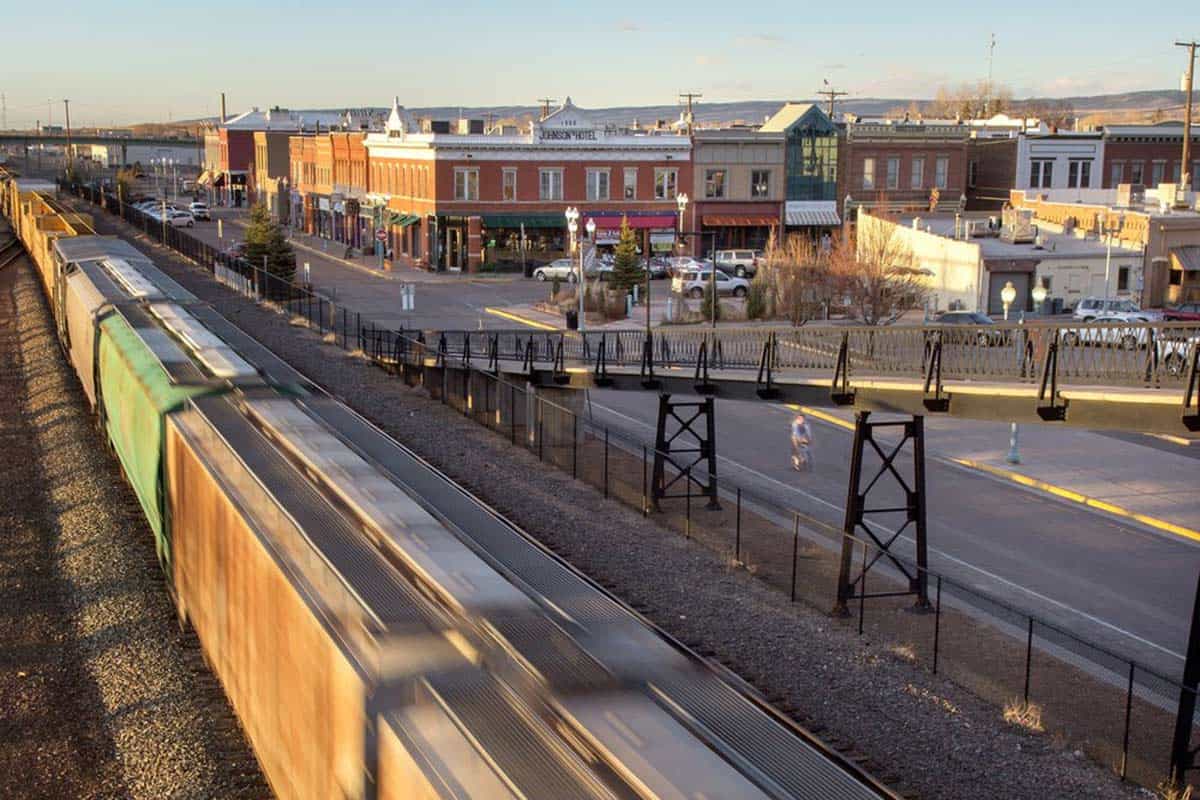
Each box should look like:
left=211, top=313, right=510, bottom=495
left=2, top=1, right=1194, bottom=127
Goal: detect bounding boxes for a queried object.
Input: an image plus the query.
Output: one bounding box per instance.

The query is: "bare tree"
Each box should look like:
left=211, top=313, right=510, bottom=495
left=925, top=81, right=1013, bottom=119
left=833, top=214, right=930, bottom=325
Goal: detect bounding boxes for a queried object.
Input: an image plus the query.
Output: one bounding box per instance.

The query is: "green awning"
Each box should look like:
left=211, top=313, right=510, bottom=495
left=482, top=213, right=565, bottom=229
left=387, top=212, right=420, bottom=227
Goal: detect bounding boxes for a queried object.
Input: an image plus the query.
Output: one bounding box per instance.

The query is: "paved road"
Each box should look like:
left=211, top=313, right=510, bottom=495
left=587, top=390, right=1200, bottom=680
left=182, top=210, right=550, bottom=331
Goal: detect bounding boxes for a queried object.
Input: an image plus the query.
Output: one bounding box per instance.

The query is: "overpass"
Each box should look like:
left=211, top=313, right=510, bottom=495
left=0, top=132, right=202, bottom=149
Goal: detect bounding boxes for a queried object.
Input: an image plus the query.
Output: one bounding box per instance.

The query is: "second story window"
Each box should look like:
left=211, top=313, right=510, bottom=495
left=751, top=170, right=770, bottom=198
left=705, top=169, right=726, bottom=199
left=586, top=169, right=610, bottom=201
left=502, top=168, right=517, bottom=201
left=1111, top=161, right=1124, bottom=185
left=911, top=157, right=925, bottom=190
left=1129, top=161, right=1144, bottom=184
left=935, top=156, right=950, bottom=189
left=624, top=168, right=637, bottom=199
left=454, top=168, right=479, bottom=201
left=540, top=168, right=563, bottom=201
left=886, top=157, right=900, bottom=190
left=654, top=168, right=678, bottom=200
left=862, top=158, right=876, bottom=190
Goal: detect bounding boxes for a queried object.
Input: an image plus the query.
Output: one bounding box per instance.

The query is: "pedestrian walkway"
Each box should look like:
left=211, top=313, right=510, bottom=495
left=796, top=404, right=1200, bottom=540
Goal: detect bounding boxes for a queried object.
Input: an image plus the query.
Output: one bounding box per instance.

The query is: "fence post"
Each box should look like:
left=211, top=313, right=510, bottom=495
left=790, top=512, right=799, bottom=602
left=685, top=466, right=692, bottom=538
left=1121, top=661, right=1134, bottom=780
left=858, top=539, right=867, bottom=636
left=642, top=446, right=648, bottom=517
left=933, top=576, right=943, bottom=675
left=537, top=397, right=544, bottom=461
left=603, top=428, right=609, bottom=498
left=510, top=383, right=516, bottom=445
left=735, top=488, right=742, bottom=564
left=1023, top=618, right=1034, bottom=703
left=572, top=414, right=578, bottom=479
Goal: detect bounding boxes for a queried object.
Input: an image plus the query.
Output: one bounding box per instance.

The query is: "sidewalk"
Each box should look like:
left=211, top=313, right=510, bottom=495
left=799, top=405, right=1200, bottom=540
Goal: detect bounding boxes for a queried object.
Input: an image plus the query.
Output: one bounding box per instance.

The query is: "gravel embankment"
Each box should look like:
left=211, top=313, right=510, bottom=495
left=0, top=253, right=269, bottom=800
left=74, top=204, right=1151, bottom=800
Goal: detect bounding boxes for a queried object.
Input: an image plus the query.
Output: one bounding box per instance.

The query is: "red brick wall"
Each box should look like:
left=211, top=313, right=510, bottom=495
left=842, top=139, right=968, bottom=203
left=967, top=137, right=1019, bottom=210
left=1103, top=139, right=1198, bottom=189
left=219, top=129, right=254, bottom=172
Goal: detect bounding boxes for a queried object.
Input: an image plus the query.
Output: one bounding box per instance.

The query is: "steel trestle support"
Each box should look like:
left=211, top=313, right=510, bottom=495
left=1170, top=569, right=1200, bottom=786
left=651, top=393, right=720, bottom=511
left=834, top=411, right=931, bottom=615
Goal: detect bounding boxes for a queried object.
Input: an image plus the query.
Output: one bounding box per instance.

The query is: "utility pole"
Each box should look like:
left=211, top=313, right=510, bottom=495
left=679, top=91, right=702, bottom=133
left=64, top=99, right=73, bottom=175
left=817, top=81, right=848, bottom=118
left=1177, top=40, right=1197, bottom=203
left=986, top=33, right=997, bottom=115
left=537, top=98, right=556, bottom=120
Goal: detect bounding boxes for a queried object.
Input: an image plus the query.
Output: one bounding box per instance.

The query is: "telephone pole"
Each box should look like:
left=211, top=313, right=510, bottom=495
left=679, top=91, right=702, bottom=133
left=986, top=33, right=997, bottom=115
left=817, top=83, right=848, bottom=117
left=64, top=99, right=73, bottom=174
left=1177, top=40, right=1198, bottom=203
left=537, top=98, right=557, bottom=120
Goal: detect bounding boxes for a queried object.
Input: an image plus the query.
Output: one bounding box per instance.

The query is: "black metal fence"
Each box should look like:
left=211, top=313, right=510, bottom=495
left=63, top=180, right=1197, bottom=791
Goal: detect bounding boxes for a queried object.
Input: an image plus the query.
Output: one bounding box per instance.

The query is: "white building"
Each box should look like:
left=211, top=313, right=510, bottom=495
left=1016, top=131, right=1104, bottom=195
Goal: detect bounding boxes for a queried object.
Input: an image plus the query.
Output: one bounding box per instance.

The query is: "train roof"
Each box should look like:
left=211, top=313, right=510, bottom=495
left=55, top=236, right=196, bottom=302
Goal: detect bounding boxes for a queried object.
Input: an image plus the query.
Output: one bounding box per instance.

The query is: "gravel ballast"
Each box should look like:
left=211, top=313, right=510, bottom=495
left=0, top=252, right=269, bottom=800
left=71, top=203, right=1153, bottom=800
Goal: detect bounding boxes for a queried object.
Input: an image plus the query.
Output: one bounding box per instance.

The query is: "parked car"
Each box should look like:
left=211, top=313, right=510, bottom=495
left=189, top=201, right=211, bottom=221
left=663, top=256, right=708, bottom=277
left=645, top=257, right=671, bottom=279
left=672, top=268, right=749, bottom=298
left=713, top=249, right=763, bottom=278
left=533, top=258, right=592, bottom=282
left=167, top=210, right=195, bottom=228
left=930, top=311, right=1006, bottom=345
left=1072, top=297, right=1160, bottom=322
left=1164, top=302, right=1200, bottom=321
left=1061, top=312, right=1157, bottom=350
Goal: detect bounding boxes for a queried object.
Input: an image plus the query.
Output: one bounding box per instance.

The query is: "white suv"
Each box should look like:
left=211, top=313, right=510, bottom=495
left=1072, top=297, right=1159, bottom=322
left=672, top=268, right=749, bottom=298
left=713, top=249, right=762, bottom=278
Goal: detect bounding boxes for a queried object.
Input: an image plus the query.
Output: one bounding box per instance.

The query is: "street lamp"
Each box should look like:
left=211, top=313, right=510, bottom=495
left=584, top=217, right=596, bottom=333
left=565, top=206, right=580, bottom=330
left=676, top=192, right=688, bottom=252
left=1031, top=281, right=1047, bottom=315
left=1000, top=280, right=1021, bottom=463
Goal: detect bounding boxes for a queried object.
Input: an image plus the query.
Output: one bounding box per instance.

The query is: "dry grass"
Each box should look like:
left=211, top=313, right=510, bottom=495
left=888, top=643, right=917, bottom=664
left=1002, top=698, right=1045, bottom=733
left=1156, top=781, right=1194, bottom=800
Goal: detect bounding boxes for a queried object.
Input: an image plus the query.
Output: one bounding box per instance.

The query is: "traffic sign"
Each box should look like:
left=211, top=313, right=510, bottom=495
left=376, top=229, right=388, bottom=242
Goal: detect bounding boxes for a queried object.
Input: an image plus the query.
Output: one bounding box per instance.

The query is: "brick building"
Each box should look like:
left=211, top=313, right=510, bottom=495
left=841, top=116, right=970, bottom=216
left=1102, top=123, right=1200, bottom=190
left=251, top=130, right=293, bottom=223
left=363, top=97, right=691, bottom=271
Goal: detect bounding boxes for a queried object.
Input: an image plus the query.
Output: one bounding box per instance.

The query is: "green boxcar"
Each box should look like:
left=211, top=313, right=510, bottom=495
left=97, top=313, right=224, bottom=570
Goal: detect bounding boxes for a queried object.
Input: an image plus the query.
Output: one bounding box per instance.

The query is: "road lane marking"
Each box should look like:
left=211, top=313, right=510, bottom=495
left=948, top=457, right=1200, bottom=545
left=785, top=403, right=855, bottom=431
left=588, top=398, right=1187, bottom=663
left=483, top=307, right=558, bottom=330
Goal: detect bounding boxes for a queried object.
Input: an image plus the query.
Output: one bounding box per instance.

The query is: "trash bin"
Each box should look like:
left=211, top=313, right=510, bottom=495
left=565, top=309, right=579, bottom=330
left=1051, top=297, right=1064, bottom=315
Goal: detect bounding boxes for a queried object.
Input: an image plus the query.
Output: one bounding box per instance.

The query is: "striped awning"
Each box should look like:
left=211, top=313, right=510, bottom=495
left=784, top=201, right=841, bottom=227
left=702, top=214, right=779, bottom=227
left=1172, top=247, right=1200, bottom=272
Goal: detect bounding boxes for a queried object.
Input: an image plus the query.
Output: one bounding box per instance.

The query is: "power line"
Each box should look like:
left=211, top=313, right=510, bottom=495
left=816, top=81, right=848, bottom=117
left=1176, top=40, right=1198, bottom=204
left=537, top=97, right=557, bottom=120
left=679, top=91, right=702, bottom=132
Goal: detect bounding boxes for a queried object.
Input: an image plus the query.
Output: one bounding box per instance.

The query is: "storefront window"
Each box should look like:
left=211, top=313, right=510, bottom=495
left=654, top=168, right=678, bottom=200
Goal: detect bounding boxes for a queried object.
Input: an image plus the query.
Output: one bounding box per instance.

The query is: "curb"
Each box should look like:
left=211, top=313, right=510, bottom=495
left=227, top=218, right=401, bottom=282
left=946, top=457, right=1200, bottom=544
left=483, top=307, right=559, bottom=330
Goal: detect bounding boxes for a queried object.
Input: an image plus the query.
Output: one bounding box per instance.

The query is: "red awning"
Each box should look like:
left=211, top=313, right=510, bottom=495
left=702, top=214, right=779, bottom=227
left=585, top=213, right=677, bottom=229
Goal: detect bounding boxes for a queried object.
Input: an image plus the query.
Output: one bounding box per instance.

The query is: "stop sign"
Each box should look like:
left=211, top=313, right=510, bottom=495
left=376, top=229, right=388, bottom=242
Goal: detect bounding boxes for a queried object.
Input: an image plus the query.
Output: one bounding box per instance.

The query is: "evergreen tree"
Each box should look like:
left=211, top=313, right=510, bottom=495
left=243, top=203, right=296, bottom=297
left=609, top=216, right=643, bottom=295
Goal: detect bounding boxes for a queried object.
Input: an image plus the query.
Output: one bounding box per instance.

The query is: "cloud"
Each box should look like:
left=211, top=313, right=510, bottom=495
left=616, top=20, right=641, bottom=32
left=734, top=33, right=785, bottom=47
left=822, top=63, right=848, bottom=71
left=695, top=54, right=726, bottom=67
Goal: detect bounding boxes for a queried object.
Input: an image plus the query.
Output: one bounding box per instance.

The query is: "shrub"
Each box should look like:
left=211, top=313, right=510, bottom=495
left=746, top=278, right=769, bottom=320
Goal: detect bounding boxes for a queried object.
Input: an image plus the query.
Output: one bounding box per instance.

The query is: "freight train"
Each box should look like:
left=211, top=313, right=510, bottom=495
left=1, top=172, right=897, bottom=800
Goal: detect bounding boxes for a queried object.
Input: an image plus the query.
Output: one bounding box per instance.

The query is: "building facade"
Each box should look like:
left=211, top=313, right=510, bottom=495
left=1102, top=123, right=1200, bottom=191
left=842, top=117, right=970, bottom=215
left=759, top=103, right=842, bottom=237
left=251, top=130, right=293, bottom=223
left=363, top=98, right=692, bottom=271
left=690, top=128, right=783, bottom=251
left=1014, top=131, right=1104, bottom=195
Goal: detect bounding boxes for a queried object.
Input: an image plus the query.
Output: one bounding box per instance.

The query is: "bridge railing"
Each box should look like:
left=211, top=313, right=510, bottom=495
left=429, top=320, right=1200, bottom=389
